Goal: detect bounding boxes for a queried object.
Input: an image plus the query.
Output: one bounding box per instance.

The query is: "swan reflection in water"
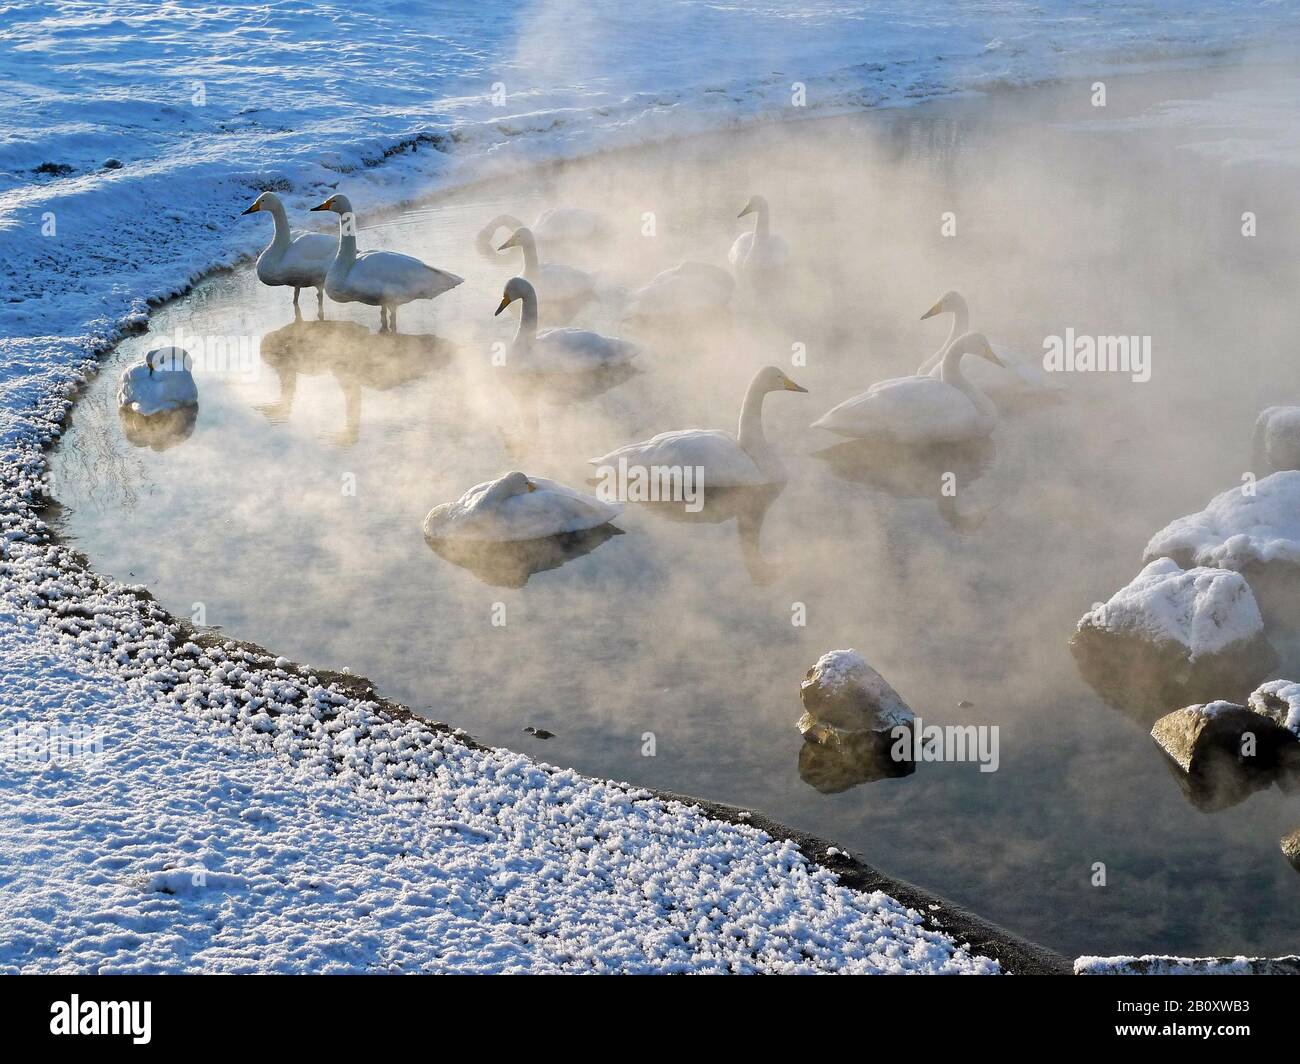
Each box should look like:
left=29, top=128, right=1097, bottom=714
left=118, top=404, right=199, bottom=452
left=812, top=436, right=996, bottom=532
left=257, top=320, right=451, bottom=446
left=425, top=524, right=625, bottom=589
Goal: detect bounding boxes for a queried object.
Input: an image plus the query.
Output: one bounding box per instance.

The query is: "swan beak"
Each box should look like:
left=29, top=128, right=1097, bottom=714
left=241, top=202, right=260, bottom=215
left=525, top=481, right=537, bottom=492
left=920, top=302, right=942, bottom=320
left=784, top=379, right=808, bottom=393
left=496, top=237, right=516, bottom=251
left=494, top=295, right=512, bottom=316
left=738, top=204, right=754, bottom=218
left=309, top=198, right=333, bottom=212
left=985, top=350, right=1006, bottom=367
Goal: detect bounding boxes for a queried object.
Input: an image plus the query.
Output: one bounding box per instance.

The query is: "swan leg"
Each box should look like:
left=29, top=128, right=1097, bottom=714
left=316, top=287, right=324, bottom=321
left=389, top=305, right=398, bottom=334
left=379, top=305, right=391, bottom=333
left=292, top=286, right=301, bottom=306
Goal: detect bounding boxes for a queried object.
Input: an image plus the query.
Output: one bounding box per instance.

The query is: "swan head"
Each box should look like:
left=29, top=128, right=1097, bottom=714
left=145, top=347, right=193, bottom=376
left=948, top=331, right=1004, bottom=367
left=754, top=365, right=808, bottom=394
left=309, top=193, right=353, bottom=215
left=921, top=289, right=968, bottom=320
left=495, top=276, right=537, bottom=315
left=486, top=471, right=539, bottom=502
left=738, top=194, right=768, bottom=219
left=496, top=226, right=534, bottom=253
left=241, top=191, right=282, bottom=216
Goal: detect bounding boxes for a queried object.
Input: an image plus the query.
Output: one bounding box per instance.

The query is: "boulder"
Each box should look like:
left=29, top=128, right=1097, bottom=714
left=1071, top=559, right=1276, bottom=722
left=1281, top=828, right=1300, bottom=873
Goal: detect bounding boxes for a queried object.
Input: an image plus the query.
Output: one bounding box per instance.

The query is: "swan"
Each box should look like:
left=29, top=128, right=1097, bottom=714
left=477, top=208, right=609, bottom=259
left=916, top=290, right=1060, bottom=404
left=729, top=195, right=788, bottom=275
left=812, top=331, right=1003, bottom=445
left=590, top=366, right=807, bottom=488
left=624, top=261, right=734, bottom=322
left=310, top=194, right=463, bottom=333
left=117, top=347, right=199, bottom=416
left=495, top=277, right=637, bottom=374
left=1254, top=406, right=1300, bottom=474
left=496, top=226, right=596, bottom=309
left=241, top=191, right=335, bottom=317
left=423, top=471, right=622, bottom=542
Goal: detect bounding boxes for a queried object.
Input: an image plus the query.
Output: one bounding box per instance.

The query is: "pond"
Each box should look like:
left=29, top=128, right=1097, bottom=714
left=53, top=66, right=1300, bottom=959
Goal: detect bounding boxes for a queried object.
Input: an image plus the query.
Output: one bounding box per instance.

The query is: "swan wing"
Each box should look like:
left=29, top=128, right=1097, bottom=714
left=349, top=251, right=464, bottom=301
left=813, top=375, right=987, bottom=444
left=535, top=207, right=607, bottom=243
left=533, top=262, right=595, bottom=303
left=728, top=232, right=753, bottom=267
left=279, top=232, right=336, bottom=280
left=522, top=329, right=639, bottom=373
left=424, top=476, right=620, bottom=541
left=590, top=429, right=764, bottom=487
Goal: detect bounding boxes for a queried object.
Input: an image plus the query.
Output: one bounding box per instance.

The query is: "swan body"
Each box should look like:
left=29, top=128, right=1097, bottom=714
left=916, top=290, right=1061, bottom=404
left=625, top=261, right=734, bottom=320
left=242, top=192, right=334, bottom=314
left=423, top=471, right=621, bottom=542
left=496, top=277, right=637, bottom=373
left=310, top=193, right=463, bottom=332
left=590, top=366, right=807, bottom=488
left=117, top=347, right=198, bottom=416
left=1254, top=406, right=1300, bottom=474
left=729, top=195, right=788, bottom=275
left=497, top=226, right=595, bottom=307
left=477, top=208, right=609, bottom=259
left=813, top=332, right=1003, bottom=445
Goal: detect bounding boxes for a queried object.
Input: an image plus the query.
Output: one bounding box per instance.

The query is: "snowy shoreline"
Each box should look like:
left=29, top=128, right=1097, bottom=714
left=6, top=2, right=1300, bottom=972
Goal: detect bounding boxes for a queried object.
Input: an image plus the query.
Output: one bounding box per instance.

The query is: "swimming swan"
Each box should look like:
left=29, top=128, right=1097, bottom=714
left=423, top=471, right=622, bottom=542
left=496, top=277, right=638, bottom=374
left=624, top=261, right=735, bottom=322
left=241, top=191, right=335, bottom=317
left=117, top=347, right=199, bottom=416
left=310, top=194, right=463, bottom=333
left=729, top=195, right=788, bottom=275
left=916, top=290, right=1060, bottom=403
left=477, top=208, right=609, bottom=259
left=812, top=331, right=1003, bottom=445
left=497, top=226, right=596, bottom=309
left=590, top=366, right=807, bottom=487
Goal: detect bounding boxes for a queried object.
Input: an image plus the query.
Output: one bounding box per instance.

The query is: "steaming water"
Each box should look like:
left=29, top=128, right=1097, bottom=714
left=53, top=67, right=1300, bottom=958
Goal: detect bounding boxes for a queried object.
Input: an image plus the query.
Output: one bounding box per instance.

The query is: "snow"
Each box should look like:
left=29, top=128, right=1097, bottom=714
left=806, top=649, right=914, bottom=731
left=1143, top=471, right=1300, bottom=572
left=3, top=1, right=1299, bottom=972
left=1248, top=679, right=1300, bottom=736
left=1075, top=954, right=1298, bottom=975
left=1076, top=557, right=1265, bottom=659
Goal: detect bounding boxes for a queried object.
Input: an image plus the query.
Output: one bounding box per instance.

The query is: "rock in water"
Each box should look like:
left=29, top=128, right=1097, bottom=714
left=799, top=649, right=913, bottom=735
left=1071, top=559, right=1275, bottom=723
left=1281, top=828, right=1300, bottom=873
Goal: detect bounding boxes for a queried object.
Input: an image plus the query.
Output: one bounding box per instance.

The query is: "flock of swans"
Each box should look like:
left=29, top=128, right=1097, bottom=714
left=117, top=187, right=1065, bottom=549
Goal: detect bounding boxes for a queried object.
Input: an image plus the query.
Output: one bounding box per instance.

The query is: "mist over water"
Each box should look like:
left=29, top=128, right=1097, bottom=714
left=54, top=63, right=1300, bottom=958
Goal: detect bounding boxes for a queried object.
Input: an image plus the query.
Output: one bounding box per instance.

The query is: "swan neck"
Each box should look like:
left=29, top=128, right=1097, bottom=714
left=754, top=203, right=770, bottom=240
left=737, top=379, right=769, bottom=453
left=267, top=201, right=292, bottom=252
left=514, top=289, right=539, bottom=343
left=520, top=235, right=539, bottom=273
left=335, top=218, right=357, bottom=268
left=941, top=348, right=995, bottom=417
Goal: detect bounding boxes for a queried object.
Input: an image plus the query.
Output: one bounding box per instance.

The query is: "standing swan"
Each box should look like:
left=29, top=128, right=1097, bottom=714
left=241, top=192, right=335, bottom=318
left=496, top=277, right=637, bottom=374
left=813, top=331, right=1004, bottom=445
left=590, top=366, right=808, bottom=488
left=310, top=194, right=463, bottom=334
left=497, top=226, right=595, bottom=311
left=729, top=194, right=788, bottom=275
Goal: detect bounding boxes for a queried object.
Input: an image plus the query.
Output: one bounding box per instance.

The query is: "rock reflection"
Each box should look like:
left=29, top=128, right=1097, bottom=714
left=798, top=733, right=915, bottom=794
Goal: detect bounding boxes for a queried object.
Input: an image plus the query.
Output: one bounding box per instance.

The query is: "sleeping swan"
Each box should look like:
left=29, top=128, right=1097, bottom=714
left=423, top=471, right=622, bottom=542
left=812, top=331, right=1003, bottom=445
left=590, top=366, right=807, bottom=488
left=117, top=347, right=199, bottom=416
left=310, top=193, right=463, bottom=333
left=241, top=191, right=335, bottom=317
left=496, top=277, right=637, bottom=374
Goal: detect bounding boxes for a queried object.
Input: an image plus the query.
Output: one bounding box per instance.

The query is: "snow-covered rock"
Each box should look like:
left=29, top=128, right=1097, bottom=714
left=1253, top=406, right=1300, bottom=475
left=1075, top=954, right=1300, bottom=975
left=798, top=650, right=914, bottom=738
left=1071, top=560, right=1275, bottom=721
left=1281, top=828, right=1300, bottom=873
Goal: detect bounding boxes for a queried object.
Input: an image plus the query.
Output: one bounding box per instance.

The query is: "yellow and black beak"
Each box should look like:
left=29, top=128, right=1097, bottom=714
left=309, top=198, right=334, bottom=212
left=496, top=238, right=515, bottom=252
left=738, top=204, right=755, bottom=218
left=920, top=301, right=943, bottom=320
left=494, top=294, right=512, bottom=316
left=525, top=481, right=537, bottom=493
left=784, top=378, right=808, bottom=393
left=240, top=202, right=260, bottom=216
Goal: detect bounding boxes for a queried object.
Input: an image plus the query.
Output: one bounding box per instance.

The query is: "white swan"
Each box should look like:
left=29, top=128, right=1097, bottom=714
left=1254, top=406, right=1300, bottom=474
left=477, top=208, right=609, bottom=259
left=241, top=191, right=335, bottom=317
left=310, top=194, right=463, bottom=333
left=590, top=366, right=807, bottom=488
left=812, top=331, right=1003, bottom=445
left=497, top=226, right=596, bottom=308
left=423, top=471, right=622, bottom=542
left=916, top=290, right=1060, bottom=403
left=729, top=195, right=788, bottom=275
left=624, top=261, right=735, bottom=322
left=496, top=277, right=638, bottom=374
left=117, top=347, right=199, bottom=416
